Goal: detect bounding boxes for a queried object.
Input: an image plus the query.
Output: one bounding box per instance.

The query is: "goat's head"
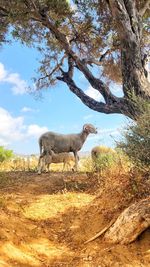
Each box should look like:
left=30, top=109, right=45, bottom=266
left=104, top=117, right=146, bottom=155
left=83, top=124, right=97, bottom=134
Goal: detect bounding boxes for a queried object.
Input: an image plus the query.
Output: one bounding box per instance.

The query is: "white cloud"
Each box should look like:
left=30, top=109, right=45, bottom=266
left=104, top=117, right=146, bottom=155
left=6, top=73, right=28, bottom=95
left=27, top=125, right=48, bottom=138
left=21, top=106, right=39, bottom=113
left=88, top=128, right=120, bottom=141
left=0, top=137, right=9, bottom=147
left=0, top=62, right=7, bottom=80
left=98, top=128, right=120, bottom=135
left=85, top=86, right=103, bottom=101
left=21, top=107, right=33, bottom=112
left=0, top=62, right=28, bottom=95
left=0, top=107, right=25, bottom=145
left=83, top=114, right=93, bottom=121
left=0, top=107, right=48, bottom=147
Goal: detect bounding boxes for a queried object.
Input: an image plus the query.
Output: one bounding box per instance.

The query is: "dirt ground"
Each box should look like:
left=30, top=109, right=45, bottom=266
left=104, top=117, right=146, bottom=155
left=0, top=171, right=149, bottom=267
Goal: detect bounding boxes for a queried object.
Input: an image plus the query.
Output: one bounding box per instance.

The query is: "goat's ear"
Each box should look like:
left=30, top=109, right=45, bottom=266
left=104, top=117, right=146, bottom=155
left=83, top=124, right=88, bottom=131
left=83, top=124, right=90, bottom=132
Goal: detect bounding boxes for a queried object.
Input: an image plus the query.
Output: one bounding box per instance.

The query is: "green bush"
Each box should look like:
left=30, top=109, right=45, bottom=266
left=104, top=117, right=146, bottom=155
left=117, top=109, right=150, bottom=171
left=94, top=151, right=116, bottom=172
left=0, top=146, right=14, bottom=162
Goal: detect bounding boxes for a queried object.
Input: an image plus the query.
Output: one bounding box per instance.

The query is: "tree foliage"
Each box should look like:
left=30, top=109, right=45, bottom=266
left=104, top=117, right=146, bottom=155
left=0, top=0, right=149, bottom=119
left=118, top=106, right=150, bottom=170
left=0, top=146, right=14, bottom=162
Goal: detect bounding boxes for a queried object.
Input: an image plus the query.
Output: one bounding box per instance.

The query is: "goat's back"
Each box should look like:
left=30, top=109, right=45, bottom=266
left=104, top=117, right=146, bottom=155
left=39, top=131, right=81, bottom=153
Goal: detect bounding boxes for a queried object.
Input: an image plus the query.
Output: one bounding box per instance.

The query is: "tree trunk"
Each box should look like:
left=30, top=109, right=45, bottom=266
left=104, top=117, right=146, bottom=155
left=104, top=198, right=150, bottom=244
left=109, top=0, right=150, bottom=119
left=121, top=40, right=150, bottom=99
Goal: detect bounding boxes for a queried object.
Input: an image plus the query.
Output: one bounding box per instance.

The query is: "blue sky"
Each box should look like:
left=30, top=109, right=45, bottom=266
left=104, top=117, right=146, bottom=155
left=0, top=41, right=128, bottom=155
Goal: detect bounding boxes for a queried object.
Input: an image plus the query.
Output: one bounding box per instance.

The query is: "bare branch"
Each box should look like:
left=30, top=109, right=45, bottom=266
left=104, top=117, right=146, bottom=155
left=84, top=217, right=116, bottom=244
left=82, top=50, right=112, bottom=66
left=83, top=44, right=121, bottom=66
left=57, top=72, right=125, bottom=115
left=68, top=56, right=74, bottom=78
left=99, top=50, right=111, bottom=62
left=38, top=55, right=67, bottom=82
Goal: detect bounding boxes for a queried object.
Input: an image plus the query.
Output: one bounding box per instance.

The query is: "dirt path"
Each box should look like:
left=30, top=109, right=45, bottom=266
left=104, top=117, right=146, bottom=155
left=0, top=172, right=149, bottom=267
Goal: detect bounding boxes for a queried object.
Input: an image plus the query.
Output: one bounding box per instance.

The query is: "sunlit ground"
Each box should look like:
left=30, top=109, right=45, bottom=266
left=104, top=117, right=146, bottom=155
left=0, top=171, right=149, bottom=267
left=1, top=239, right=74, bottom=266
left=23, top=192, right=94, bottom=220
left=0, top=173, right=95, bottom=266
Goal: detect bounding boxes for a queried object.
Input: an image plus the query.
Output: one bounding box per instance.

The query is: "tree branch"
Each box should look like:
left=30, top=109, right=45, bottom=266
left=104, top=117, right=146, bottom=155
left=57, top=72, right=125, bottom=115
left=68, top=56, right=74, bottom=78
left=38, top=55, right=67, bottom=82
left=29, top=4, right=119, bottom=105
left=83, top=44, right=120, bottom=66
left=24, top=0, right=145, bottom=119
left=82, top=54, right=109, bottom=66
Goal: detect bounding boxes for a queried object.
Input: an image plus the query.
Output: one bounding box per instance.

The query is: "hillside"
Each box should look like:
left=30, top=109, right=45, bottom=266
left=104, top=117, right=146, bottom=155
left=0, top=171, right=149, bottom=267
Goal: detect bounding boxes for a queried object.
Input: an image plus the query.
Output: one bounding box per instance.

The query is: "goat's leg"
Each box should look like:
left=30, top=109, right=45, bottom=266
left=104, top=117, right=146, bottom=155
left=46, top=163, right=51, bottom=172
left=73, top=151, right=78, bottom=171
left=37, top=156, right=44, bottom=174
left=45, top=153, right=52, bottom=172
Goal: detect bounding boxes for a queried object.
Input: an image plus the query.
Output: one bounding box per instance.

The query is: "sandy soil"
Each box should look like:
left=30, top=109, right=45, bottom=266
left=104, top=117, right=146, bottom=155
left=0, top=171, right=149, bottom=267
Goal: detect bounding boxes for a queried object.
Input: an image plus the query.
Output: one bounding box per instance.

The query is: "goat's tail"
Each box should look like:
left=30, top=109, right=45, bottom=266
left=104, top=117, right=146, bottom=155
left=39, top=137, right=43, bottom=155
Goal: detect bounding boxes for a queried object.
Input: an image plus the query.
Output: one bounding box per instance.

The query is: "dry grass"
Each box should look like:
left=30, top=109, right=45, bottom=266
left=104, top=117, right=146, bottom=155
left=23, top=192, right=94, bottom=220
left=0, top=158, right=74, bottom=172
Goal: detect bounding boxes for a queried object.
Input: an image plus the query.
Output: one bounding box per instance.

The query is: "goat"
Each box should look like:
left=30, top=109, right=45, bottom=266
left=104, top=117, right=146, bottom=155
left=38, top=151, right=76, bottom=172
left=38, top=124, right=97, bottom=174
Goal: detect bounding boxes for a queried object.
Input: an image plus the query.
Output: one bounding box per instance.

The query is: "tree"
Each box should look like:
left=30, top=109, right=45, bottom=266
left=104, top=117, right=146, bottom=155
left=118, top=107, right=150, bottom=170
left=0, top=0, right=149, bottom=119
left=0, top=146, right=14, bottom=162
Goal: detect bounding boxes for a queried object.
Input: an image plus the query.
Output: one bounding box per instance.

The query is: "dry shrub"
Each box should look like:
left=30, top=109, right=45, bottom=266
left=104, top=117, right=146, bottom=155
left=0, top=156, right=39, bottom=172
left=96, top=150, right=131, bottom=176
